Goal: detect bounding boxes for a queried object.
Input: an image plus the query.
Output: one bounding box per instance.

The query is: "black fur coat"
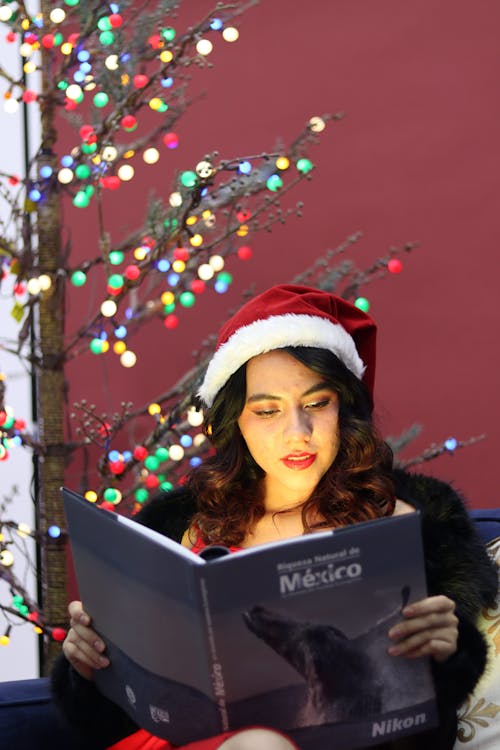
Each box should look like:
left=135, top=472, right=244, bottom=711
left=51, top=470, right=498, bottom=750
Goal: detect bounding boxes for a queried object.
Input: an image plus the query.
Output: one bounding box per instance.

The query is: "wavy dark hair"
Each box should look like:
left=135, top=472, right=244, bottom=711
left=187, top=347, right=395, bottom=546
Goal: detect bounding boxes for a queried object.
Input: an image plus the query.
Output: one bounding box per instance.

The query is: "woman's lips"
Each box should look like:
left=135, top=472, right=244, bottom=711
left=280, top=453, right=317, bottom=470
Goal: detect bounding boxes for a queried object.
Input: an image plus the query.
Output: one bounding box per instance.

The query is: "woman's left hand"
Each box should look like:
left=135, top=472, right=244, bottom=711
left=387, top=595, right=458, bottom=663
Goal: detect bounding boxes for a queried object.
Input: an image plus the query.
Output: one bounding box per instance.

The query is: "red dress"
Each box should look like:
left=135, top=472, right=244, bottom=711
left=107, top=533, right=297, bottom=750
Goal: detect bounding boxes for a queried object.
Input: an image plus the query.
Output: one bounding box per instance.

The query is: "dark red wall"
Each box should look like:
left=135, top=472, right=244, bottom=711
left=65, top=0, right=500, bottom=507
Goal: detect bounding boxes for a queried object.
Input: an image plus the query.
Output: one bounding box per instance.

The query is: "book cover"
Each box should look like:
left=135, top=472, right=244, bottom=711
left=62, top=487, right=438, bottom=749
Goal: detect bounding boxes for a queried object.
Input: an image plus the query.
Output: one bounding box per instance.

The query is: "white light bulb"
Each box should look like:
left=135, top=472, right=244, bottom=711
left=58, top=168, right=74, bottom=184
left=197, top=263, right=214, bottom=281
left=66, top=84, right=83, bottom=101
left=101, top=300, right=117, bottom=317
left=105, top=55, right=119, bottom=71
left=187, top=407, right=204, bottom=427
left=169, top=191, right=182, bottom=207
left=143, top=147, right=160, bottom=164
left=38, top=274, right=52, bottom=291
left=222, top=27, right=239, bottom=42
left=50, top=8, right=66, bottom=23
left=169, top=444, right=184, bottom=461
left=4, top=98, right=19, bottom=114
left=196, top=39, right=213, bottom=56
left=209, top=254, right=224, bottom=271
left=118, top=164, right=134, bottom=181
left=120, top=350, right=137, bottom=368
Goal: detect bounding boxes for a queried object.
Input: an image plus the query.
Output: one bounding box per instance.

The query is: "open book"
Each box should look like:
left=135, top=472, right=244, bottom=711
left=62, top=487, right=437, bottom=750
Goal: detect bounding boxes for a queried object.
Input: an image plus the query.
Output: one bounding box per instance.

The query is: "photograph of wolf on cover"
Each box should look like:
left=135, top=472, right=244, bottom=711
left=62, top=488, right=438, bottom=750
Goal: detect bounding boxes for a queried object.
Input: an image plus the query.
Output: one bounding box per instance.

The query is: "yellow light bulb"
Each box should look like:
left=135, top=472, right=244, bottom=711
left=85, top=491, right=98, bottom=503
left=61, top=42, right=74, bottom=56
left=236, top=224, right=249, bottom=237
left=124, top=149, right=135, bottom=159
left=190, top=234, right=203, bottom=247
left=172, top=259, right=185, bottom=273
left=276, top=156, right=290, bottom=170
left=149, top=97, right=163, bottom=110
left=161, top=291, right=174, bottom=305
left=113, top=341, right=127, bottom=355
left=148, top=402, right=161, bottom=416
left=185, top=215, right=197, bottom=226
left=134, top=246, right=148, bottom=261
left=160, top=50, right=173, bottom=63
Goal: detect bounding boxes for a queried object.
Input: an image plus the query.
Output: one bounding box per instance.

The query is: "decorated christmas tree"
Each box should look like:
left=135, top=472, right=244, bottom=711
left=0, top=0, right=489, bottom=675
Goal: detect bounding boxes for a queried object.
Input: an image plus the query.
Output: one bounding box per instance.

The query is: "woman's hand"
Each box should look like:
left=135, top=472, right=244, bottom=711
left=387, top=595, right=458, bottom=663
left=62, top=600, right=110, bottom=681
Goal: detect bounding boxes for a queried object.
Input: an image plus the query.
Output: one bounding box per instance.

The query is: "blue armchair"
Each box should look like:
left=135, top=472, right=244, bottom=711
left=1, top=509, right=499, bottom=750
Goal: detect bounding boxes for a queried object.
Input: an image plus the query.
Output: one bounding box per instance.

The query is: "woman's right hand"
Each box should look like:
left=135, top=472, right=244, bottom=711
left=62, top=600, right=110, bottom=681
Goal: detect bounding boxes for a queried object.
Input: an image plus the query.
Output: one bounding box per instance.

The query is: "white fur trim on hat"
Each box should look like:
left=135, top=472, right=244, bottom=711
left=198, top=313, right=366, bottom=407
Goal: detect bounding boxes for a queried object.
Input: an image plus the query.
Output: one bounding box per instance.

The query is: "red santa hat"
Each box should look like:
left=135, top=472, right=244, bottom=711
left=198, top=284, right=377, bottom=407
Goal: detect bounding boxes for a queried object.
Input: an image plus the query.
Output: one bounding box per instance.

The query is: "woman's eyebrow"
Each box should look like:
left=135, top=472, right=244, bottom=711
left=246, top=381, right=333, bottom=404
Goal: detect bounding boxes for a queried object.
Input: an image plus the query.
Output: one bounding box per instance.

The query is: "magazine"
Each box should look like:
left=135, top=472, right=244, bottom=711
left=62, top=487, right=438, bottom=750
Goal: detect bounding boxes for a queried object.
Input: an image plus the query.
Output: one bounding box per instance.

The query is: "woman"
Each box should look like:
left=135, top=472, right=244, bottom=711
left=52, top=284, right=497, bottom=750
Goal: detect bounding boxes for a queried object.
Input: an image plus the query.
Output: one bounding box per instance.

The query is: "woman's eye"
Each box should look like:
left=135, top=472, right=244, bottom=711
left=254, top=408, right=278, bottom=417
left=305, top=399, right=330, bottom=410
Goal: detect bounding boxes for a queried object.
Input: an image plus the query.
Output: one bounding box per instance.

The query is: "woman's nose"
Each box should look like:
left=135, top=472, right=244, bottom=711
left=284, top=408, right=312, bottom=442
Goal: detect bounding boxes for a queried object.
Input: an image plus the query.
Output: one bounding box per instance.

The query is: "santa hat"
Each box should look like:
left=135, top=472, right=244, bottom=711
left=198, top=284, right=377, bottom=407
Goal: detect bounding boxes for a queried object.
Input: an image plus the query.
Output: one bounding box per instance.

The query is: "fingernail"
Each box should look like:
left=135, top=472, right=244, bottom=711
left=94, top=640, right=104, bottom=652
left=99, top=656, right=109, bottom=666
left=402, top=606, right=415, bottom=616
left=79, top=614, right=90, bottom=625
left=388, top=627, right=401, bottom=639
left=388, top=646, right=401, bottom=655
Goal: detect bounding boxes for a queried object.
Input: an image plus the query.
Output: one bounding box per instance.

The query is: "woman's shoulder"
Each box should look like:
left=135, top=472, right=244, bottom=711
left=392, top=467, right=470, bottom=519
left=393, top=468, right=498, bottom=613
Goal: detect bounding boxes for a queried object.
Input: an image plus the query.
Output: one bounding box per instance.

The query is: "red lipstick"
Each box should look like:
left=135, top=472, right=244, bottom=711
left=280, top=453, right=316, bottom=470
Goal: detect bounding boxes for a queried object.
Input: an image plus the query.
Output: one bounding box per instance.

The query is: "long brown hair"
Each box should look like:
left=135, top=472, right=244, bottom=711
left=187, top=347, right=395, bottom=545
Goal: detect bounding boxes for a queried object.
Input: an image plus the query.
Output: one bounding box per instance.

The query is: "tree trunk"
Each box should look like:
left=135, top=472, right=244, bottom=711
left=36, top=2, right=67, bottom=672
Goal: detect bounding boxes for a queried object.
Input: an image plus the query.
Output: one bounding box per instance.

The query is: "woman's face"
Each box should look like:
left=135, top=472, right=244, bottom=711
left=237, top=349, right=340, bottom=509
